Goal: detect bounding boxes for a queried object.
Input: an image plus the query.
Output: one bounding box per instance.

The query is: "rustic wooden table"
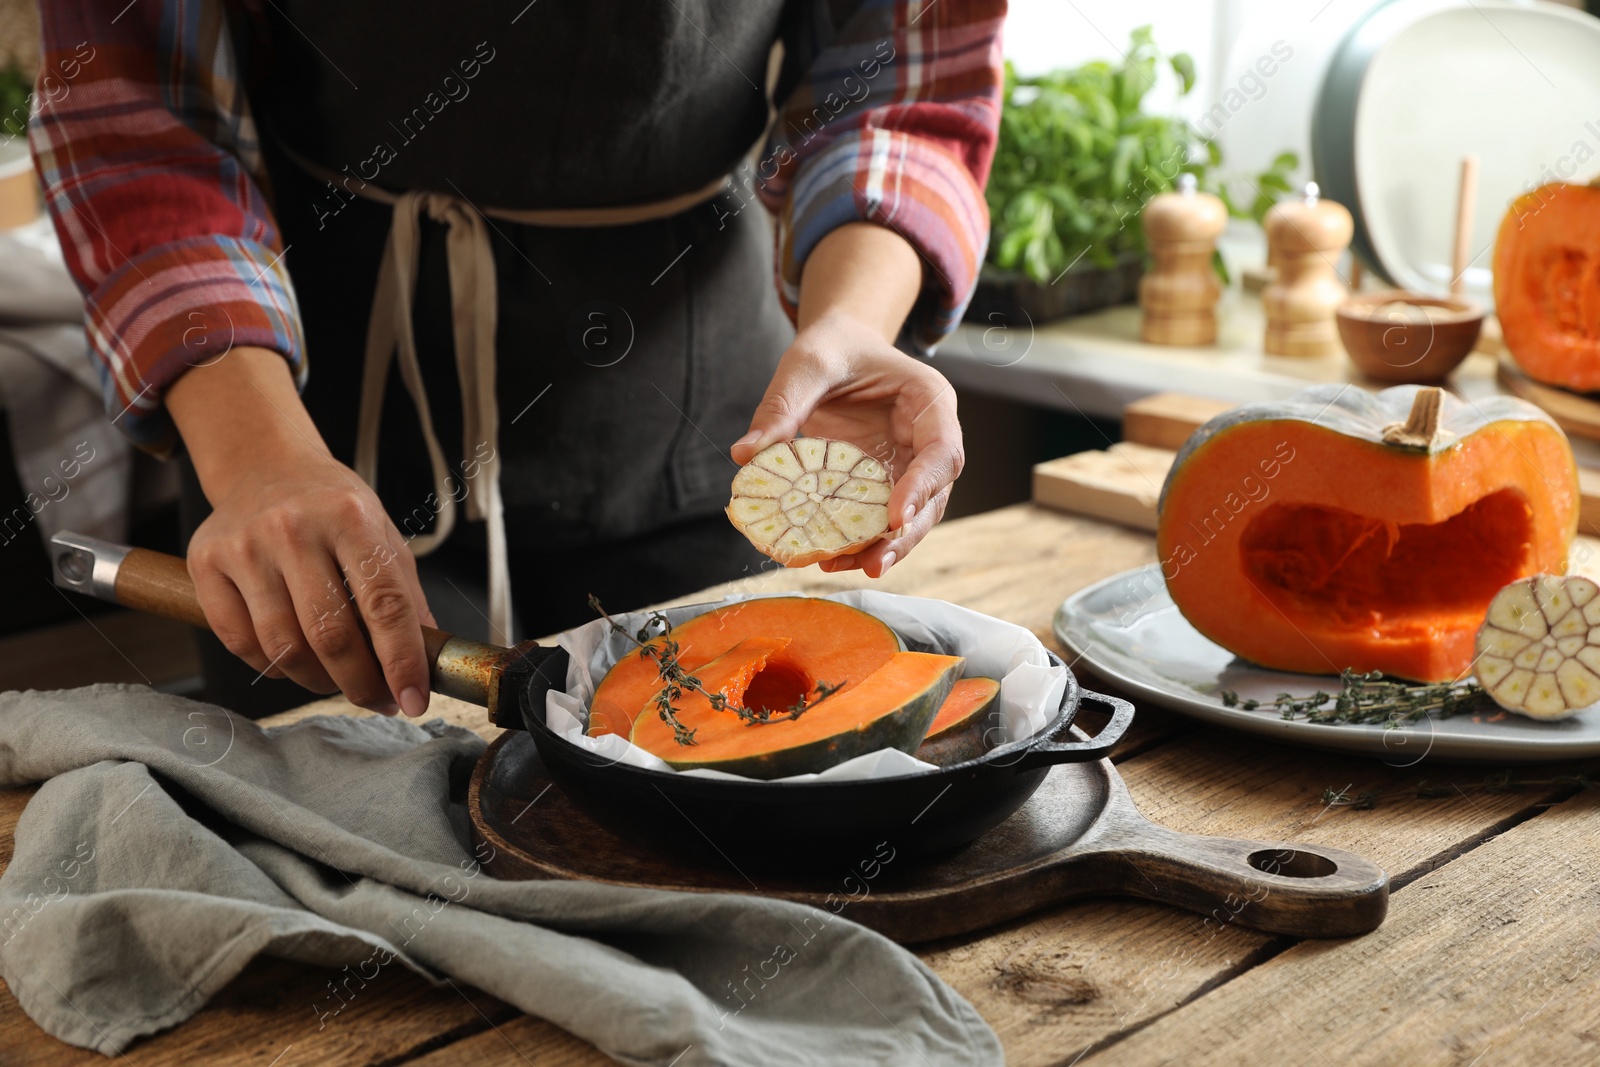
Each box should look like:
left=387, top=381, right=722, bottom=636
left=5, top=503, right=1598, bottom=1065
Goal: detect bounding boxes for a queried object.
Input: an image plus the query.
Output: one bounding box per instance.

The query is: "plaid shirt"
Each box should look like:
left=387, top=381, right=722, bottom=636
left=30, top=1, right=1004, bottom=452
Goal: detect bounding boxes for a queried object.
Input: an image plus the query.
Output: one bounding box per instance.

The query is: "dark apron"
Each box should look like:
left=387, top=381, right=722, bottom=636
left=187, top=2, right=798, bottom=713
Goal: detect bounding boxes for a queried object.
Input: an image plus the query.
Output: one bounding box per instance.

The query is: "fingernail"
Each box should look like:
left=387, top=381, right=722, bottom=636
left=734, top=431, right=761, bottom=449
left=400, top=686, right=427, bottom=718
left=879, top=551, right=896, bottom=575
left=902, top=504, right=916, bottom=525
left=377, top=702, right=399, bottom=716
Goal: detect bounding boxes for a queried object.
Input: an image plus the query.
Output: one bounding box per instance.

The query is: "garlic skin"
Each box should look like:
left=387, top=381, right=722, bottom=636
left=726, top=439, right=892, bottom=567
left=1473, top=574, right=1600, bottom=720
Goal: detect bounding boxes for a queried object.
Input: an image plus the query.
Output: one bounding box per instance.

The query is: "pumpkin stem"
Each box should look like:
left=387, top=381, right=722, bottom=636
left=1382, top=387, right=1444, bottom=450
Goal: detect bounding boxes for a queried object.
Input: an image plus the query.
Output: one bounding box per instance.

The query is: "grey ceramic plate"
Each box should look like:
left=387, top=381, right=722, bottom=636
left=1055, top=565, right=1600, bottom=764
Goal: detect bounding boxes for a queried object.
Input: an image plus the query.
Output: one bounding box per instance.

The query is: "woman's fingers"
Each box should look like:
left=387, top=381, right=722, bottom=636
left=857, top=486, right=952, bottom=576
left=732, top=348, right=834, bottom=465
left=239, top=570, right=339, bottom=695
left=190, top=557, right=270, bottom=674
left=336, top=534, right=431, bottom=717
left=390, top=536, right=439, bottom=629
left=887, top=382, right=963, bottom=533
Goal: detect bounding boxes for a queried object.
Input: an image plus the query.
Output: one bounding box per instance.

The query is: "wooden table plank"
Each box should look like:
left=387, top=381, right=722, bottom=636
left=1092, top=789, right=1600, bottom=1066
left=0, top=954, right=519, bottom=1066
left=915, top=724, right=1585, bottom=1067
left=402, top=1016, right=609, bottom=1067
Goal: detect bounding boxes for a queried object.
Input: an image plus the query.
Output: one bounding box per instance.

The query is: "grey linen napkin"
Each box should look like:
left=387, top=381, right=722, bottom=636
left=0, top=685, right=1001, bottom=1065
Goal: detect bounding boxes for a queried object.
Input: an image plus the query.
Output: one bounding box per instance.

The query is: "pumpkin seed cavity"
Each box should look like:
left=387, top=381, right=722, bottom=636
left=1474, top=574, right=1600, bottom=719
left=727, top=438, right=892, bottom=566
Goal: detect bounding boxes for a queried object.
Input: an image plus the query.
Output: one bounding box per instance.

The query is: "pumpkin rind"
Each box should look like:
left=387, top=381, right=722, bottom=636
left=1157, top=384, right=1578, bottom=683
left=586, top=597, right=901, bottom=737
left=914, top=677, right=1002, bottom=766
left=631, top=651, right=964, bottom=779
left=1494, top=182, right=1600, bottom=392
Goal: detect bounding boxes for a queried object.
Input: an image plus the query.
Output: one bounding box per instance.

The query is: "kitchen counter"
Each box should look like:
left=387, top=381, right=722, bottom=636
left=4, top=502, right=1597, bottom=1065
left=940, top=291, right=1508, bottom=421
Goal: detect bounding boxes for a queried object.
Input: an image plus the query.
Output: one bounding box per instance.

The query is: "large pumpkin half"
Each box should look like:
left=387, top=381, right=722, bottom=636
left=1157, top=384, right=1577, bottom=682
left=1495, top=181, right=1600, bottom=391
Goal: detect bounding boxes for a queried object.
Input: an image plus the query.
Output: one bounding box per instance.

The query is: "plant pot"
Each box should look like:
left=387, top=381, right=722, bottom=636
left=965, top=252, right=1144, bottom=327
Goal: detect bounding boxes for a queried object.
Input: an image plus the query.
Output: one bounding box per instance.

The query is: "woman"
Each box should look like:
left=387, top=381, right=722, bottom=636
left=31, top=1, right=1004, bottom=717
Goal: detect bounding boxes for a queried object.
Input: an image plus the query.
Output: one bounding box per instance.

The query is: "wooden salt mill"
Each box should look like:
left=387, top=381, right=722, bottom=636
left=1262, top=181, right=1353, bottom=357
left=1140, top=172, right=1229, bottom=345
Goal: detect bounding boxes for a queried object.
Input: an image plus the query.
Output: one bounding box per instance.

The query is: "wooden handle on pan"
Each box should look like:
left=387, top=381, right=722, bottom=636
left=113, top=545, right=460, bottom=664
left=116, top=547, right=212, bottom=629
left=49, top=532, right=514, bottom=709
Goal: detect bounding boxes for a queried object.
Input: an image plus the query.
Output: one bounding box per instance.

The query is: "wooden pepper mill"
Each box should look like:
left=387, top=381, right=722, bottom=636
left=1140, top=172, right=1229, bottom=345
left=1262, top=181, right=1353, bottom=357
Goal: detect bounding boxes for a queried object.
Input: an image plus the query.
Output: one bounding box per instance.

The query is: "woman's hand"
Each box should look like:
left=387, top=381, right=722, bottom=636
left=169, top=346, right=436, bottom=715
left=732, top=222, right=963, bottom=577
left=732, top=314, right=963, bottom=577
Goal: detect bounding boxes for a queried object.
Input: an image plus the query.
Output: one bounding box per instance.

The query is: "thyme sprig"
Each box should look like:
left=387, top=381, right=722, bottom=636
left=587, top=597, right=841, bottom=746
left=1219, top=668, right=1494, bottom=727
left=739, top=680, right=844, bottom=726
left=590, top=596, right=714, bottom=746
left=1320, top=771, right=1598, bottom=812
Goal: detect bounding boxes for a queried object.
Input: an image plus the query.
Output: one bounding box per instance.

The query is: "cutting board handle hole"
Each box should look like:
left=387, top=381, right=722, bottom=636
left=1248, top=848, right=1338, bottom=879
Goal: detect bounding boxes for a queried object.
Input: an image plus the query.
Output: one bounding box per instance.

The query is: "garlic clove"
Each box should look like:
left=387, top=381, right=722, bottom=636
left=752, top=443, right=803, bottom=478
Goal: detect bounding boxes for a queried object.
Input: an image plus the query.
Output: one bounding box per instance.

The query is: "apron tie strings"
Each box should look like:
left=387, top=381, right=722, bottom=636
left=357, top=190, right=512, bottom=643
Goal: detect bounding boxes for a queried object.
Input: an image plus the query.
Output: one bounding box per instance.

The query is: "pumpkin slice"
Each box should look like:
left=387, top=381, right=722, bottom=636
left=914, top=677, right=1002, bottom=766
left=1494, top=181, right=1600, bottom=392
left=1158, top=384, right=1577, bottom=682
left=727, top=438, right=892, bottom=567
left=631, top=651, right=964, bottom=779
left=1473, top=574, right=1600, bottom=720
left=586, top=597, right=901, bottom=737
left=634, top=636, right=791, bottom=741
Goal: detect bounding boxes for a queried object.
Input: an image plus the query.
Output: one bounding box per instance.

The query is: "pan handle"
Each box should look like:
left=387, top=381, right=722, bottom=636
left=1004, top=689, right=1135, bottom=770
left=49, top=531, right=519, bottom=710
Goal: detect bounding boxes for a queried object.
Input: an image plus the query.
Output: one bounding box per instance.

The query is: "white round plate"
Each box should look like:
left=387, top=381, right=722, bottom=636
left=1054, top=565, right=1600, bottom=764
left=1315, top=0, right=1600, bottom=309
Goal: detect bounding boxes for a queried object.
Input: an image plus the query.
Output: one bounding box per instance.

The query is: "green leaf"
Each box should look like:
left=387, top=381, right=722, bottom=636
left=1170, top=53, right=1196, bottom=96
left=1212, top=247, right=1231, bottom=286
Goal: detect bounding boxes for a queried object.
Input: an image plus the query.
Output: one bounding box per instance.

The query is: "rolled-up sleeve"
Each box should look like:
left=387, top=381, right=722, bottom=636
left=758, top=0, right=1005, bottom=353
left=29, top=0, right=304, bottom=454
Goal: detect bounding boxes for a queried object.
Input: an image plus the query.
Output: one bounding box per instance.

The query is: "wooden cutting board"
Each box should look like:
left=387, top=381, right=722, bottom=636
left=468, top=730, right=1389, bottom=942
left=1034, top=391, right=1600, bottom=535
left=1496, top=355, right=1600, bottom=443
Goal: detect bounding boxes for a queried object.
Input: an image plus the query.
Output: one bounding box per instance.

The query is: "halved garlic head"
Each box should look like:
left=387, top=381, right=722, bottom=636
left=1474, top=574, right=1600, bottom=720
left=726, top=438, right=892, bottom=567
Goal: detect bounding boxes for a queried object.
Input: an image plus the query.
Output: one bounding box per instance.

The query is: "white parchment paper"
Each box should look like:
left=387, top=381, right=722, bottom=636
left=544, top=590, right=1070, bottom=783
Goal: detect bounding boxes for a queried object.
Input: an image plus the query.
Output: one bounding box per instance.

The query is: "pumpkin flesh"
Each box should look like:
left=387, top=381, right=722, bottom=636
left=1159, top=407, right=1576, bottom=683
left=631, top=651, right=963, bottom=778
left=1495, top=183, right=1600, bottom=392
left=587, top=597, right=901, bottom=737
left=915, top=677, right=1002, bottom=766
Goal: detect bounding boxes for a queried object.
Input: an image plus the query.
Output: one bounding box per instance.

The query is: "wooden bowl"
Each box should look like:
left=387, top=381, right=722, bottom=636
left=1336, top=289, right=1483, bottom=383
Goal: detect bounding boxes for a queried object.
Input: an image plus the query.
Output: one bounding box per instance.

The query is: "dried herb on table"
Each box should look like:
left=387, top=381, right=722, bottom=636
left=1320, top=771, right=1598, bottom=812
left=588, top=596, right=838, bottom=746
left=1219, top=668, right=1495, bottom=727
